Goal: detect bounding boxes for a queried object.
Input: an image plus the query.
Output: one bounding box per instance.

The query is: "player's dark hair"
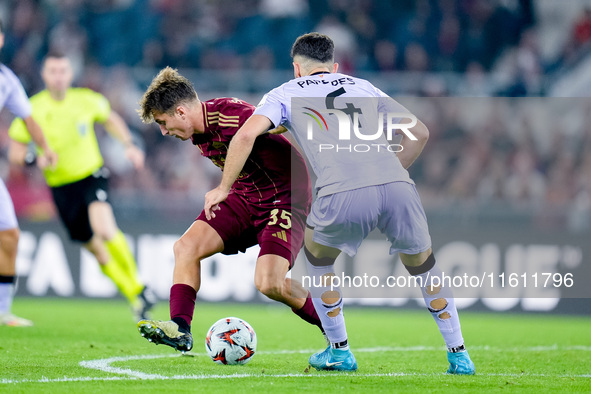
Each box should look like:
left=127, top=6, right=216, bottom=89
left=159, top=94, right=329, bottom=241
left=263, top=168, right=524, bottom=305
left=138, top=66, right=198, bottom=123
left=290, top=32, right=334, bottom=64
left=43, top=50, right=68, bottom=64
left=0, top=17, right=3, bottom=34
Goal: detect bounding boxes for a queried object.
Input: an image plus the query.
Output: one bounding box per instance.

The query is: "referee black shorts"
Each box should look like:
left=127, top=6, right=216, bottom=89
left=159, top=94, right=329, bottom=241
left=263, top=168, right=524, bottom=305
left=50, top=168, right=110, bottom=243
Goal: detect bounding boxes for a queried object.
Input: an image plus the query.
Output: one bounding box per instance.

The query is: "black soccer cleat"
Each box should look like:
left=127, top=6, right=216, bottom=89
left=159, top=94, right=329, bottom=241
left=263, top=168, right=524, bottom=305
left=137, top=319, right=193, bottom=352
left=133, top=287, right=157, bottom=321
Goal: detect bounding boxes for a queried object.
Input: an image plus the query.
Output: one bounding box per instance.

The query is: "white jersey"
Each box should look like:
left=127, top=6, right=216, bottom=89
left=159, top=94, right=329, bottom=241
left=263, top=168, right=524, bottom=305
left=254, top=72, right=414, bottom=197
left=0, top=63, right=31, bottom=230
left=0, top=64, right=32, bottom=119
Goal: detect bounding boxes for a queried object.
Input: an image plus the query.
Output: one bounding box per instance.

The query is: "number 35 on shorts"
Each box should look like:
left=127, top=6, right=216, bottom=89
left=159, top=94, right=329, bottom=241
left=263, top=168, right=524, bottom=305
left=268, top=209, right=292, bottom=229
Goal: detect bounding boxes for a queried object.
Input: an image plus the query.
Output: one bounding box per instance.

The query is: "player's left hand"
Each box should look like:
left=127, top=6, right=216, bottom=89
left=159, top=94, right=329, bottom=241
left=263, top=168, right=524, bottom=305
left=125, top=145, right=145, bottom=170
left=204, top=187, right=229, bottom=220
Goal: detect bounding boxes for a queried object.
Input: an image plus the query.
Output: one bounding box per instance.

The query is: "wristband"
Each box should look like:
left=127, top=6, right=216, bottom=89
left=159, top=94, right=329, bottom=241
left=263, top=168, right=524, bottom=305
left=24, top=152, right=37, bottom=167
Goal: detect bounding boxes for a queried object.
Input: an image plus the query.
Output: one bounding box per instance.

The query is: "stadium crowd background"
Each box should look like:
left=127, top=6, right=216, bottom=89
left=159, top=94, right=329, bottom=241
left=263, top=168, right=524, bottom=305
left=1, top=0, right=591, bottom=233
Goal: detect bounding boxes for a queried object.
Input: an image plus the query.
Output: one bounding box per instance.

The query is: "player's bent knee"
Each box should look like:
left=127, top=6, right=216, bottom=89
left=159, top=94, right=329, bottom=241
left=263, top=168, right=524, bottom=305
left=256, top=279, right=283, bottom=299
left=174, top=226, right=223, bottom=262
left=258, top=284, right=282, bottom=299
left=173, top=238, right=187, bottom=258
left=174, top=237, right=203, bottom=261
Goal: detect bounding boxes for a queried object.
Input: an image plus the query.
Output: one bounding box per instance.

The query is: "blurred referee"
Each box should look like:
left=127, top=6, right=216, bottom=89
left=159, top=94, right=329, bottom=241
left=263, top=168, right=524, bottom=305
left=8, top=52, right=155, bottom=321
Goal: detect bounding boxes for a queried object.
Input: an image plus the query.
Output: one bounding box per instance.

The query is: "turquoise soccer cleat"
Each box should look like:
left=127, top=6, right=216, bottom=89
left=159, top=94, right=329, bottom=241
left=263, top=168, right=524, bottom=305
left=446, top=350, right=475, bottom=375
left=309, top=346, right=358, bottom=371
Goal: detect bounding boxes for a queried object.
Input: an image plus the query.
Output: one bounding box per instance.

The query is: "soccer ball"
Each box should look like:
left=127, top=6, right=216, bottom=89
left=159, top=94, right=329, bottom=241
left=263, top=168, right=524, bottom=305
left=205, top=317, right=257, bottom=365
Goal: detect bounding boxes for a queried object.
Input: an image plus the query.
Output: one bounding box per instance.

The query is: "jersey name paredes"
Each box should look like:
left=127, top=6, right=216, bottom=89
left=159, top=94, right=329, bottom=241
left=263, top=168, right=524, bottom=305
left=254, top=72, right=414, bottom=198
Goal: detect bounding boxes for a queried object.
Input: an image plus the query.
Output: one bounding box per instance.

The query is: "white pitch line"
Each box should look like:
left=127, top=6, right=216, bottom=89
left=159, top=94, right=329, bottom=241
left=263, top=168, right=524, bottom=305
left=1, top=376, right=128, bottom=384
left=3, top=370, right=591, bottom=385
left=79, top=354, right=173, bottom=380
left=1, top=346, right=590, bottom=385
left=79, top=345, right=591, bottom=380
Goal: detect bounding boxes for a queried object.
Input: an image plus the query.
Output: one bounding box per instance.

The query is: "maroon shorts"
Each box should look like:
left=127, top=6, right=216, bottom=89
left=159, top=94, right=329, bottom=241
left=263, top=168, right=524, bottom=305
left=196, top=193, right=307, bottom=268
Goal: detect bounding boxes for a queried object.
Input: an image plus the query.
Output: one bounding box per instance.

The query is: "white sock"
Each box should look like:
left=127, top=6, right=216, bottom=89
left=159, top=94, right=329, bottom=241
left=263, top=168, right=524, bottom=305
left=0, top=283, right=14, bottom=315
left=414, top=264, right=464, bottom=350
left=305, top=255, right=349, bottom=349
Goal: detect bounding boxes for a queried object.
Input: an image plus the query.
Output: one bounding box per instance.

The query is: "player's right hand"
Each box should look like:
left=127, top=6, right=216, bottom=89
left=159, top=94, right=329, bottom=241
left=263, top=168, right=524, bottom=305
left=204, top=186, right=228, bottom=220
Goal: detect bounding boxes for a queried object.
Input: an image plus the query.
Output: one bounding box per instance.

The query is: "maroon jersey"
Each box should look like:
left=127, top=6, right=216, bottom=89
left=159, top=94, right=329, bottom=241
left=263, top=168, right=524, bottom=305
left=191, top=97, right=311, bottom=211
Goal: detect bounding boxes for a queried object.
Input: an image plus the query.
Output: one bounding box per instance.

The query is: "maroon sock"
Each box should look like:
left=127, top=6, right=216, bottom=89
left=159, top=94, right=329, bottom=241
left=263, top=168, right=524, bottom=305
left=292, top=292, right=323, bottom=332
left=170, top=283, right=197, bottom=329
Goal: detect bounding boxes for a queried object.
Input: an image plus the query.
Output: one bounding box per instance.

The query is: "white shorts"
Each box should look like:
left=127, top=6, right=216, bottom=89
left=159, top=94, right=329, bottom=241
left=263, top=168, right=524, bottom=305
left=306, top=182, right=431, bottom=256
left=0, top=179, right=18, bottom=231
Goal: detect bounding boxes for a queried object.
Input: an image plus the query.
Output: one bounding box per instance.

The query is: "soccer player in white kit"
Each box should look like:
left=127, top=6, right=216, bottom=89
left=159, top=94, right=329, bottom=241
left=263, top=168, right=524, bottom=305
left=205, top=33, right=475, bottom=374
left=0, top=18, right=57, bottom=326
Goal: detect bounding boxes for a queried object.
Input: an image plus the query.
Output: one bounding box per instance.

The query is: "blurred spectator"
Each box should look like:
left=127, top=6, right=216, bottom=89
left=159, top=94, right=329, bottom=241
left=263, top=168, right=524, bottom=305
left=573, top=7, right=591, bottom=48
left=458, top=61, right=490, bottom=96
left=435, top=16, right=460, bottom=71
left=504, top=147, right=546, bottom=207
left=373, top=40, right=398, bottom=71
left=1, top=0, right=538, bottom=89
left=47, top=13, right=87, bottom=78
left=477, top=154, right=509, bottom=203
left=260, top=0, right=308, bottom=18
left=403, top=42, right=429, bottom=72
left=315, top=15, right=357, bottom=73
left=554, top=6, right=591, bottom=70
left=447, top=136, right=489, bottom=201
left=0, top=0, right=589, bottom=231
left=138, top=40, right=166, bottom=69
left=496, top=28, right=544, bottom=96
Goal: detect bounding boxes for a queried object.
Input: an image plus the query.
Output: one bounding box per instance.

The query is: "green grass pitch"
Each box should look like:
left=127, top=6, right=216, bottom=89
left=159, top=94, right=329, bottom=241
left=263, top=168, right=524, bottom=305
left=1, top=297, right=590, bottom=392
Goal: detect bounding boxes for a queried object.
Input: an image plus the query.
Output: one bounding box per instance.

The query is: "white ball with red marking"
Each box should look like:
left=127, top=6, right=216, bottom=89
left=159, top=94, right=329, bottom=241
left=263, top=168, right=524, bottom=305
left=204, top=317, right=257, bottom=365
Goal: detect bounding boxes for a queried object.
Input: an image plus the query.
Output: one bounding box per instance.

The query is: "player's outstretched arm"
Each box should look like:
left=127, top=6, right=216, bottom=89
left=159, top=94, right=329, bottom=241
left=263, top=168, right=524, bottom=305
left=397, top=119, right=429, bottom=169
left=103, top=110, right=145, bottom=170
left=204, top=114, right=272, bottom=219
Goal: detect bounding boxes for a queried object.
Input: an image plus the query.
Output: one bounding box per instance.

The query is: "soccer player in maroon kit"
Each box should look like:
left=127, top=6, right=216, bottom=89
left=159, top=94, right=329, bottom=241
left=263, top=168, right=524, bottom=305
left=136, top=67, right=321, bottom=352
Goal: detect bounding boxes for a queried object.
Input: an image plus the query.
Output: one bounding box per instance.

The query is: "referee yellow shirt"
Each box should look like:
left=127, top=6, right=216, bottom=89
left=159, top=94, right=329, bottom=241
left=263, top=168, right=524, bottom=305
left=9, top=88, right=110, bottom=187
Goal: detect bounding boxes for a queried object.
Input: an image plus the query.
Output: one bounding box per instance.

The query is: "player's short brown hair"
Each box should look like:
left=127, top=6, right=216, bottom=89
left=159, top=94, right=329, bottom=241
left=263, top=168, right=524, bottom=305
left=291, top=32, right=334, bottom=64
left=138, top=67, right=198, bottom=123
